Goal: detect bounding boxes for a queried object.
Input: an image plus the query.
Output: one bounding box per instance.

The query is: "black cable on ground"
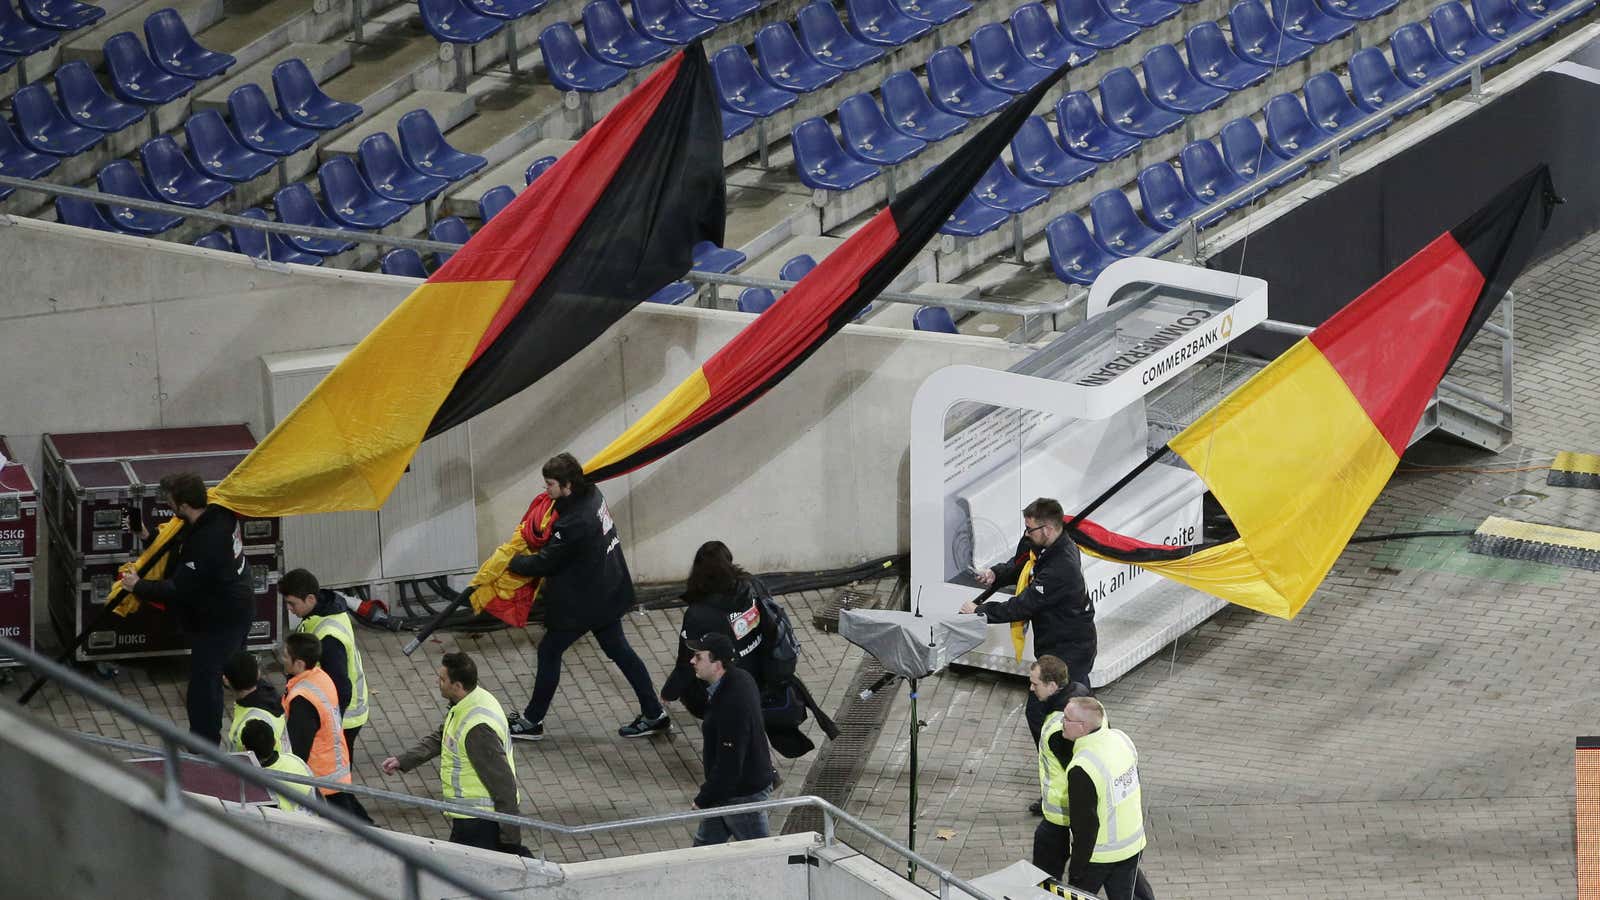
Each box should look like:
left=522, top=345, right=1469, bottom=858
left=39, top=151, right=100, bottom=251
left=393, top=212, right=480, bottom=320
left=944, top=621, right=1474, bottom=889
left=1347, top=529, right=1475, bottom=544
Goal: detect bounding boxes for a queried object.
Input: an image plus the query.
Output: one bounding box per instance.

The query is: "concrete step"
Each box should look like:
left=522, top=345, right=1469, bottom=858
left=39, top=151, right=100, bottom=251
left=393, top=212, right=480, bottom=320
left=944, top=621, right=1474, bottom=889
left=63, top=0, right=225, bottom=69
left=444, top=137, right=573, bottom=219
left=319, top=89, right=478, bottom=161
left=194, top=42, right=352, bottom=113
left=187, top=0, right=305, bottom=69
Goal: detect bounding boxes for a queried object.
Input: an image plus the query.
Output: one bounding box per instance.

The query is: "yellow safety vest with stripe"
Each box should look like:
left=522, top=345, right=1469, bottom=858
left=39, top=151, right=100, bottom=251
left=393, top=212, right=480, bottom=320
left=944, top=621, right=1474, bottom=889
left=264, top=751, right=317, bottom=812
left=1037, top=710, right=1071, bottom=826
left=227, top=703, right=285, bottom=754
left=440, top=686, right=518, bottom=819
left=298, top=609, right=369, bottom=729
left=1066, top=724, right=1146, bottom=863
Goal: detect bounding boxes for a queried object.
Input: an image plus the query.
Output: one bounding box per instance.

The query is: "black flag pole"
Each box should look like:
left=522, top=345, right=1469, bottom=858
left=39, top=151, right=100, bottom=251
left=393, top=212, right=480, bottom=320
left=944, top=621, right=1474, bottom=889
left=401, top=586, right=475, bottom=656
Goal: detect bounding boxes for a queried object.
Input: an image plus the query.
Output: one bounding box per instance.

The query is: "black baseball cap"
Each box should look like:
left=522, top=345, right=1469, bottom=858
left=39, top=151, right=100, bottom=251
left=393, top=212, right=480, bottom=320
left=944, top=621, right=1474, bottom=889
left=686, top=632, right=736, bottom=663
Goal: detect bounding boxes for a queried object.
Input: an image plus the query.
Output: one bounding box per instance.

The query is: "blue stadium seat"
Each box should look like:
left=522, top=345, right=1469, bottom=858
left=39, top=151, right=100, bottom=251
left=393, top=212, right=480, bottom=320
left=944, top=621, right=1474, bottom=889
left=1009, top=115, right=1095, bottom=187
left=1044, top=213, right=1117, bottom=284
left=723, top=108, right=755, bottom=140
left=1263, top=92, right=1335, bottom=161
left=779, top=253, right=817, bottom=280
left=1099, top=68, right=1183, bottom=138
left=418, top=0, right=504, bottom=44
left=646, top=281, right=697, bottom=304
left=105, top=32, right=195, bottom=106
left=880, top=71, right=966, bottom=141
left=792, top=118, right=879, bottom=191
left=430, top=215, right=470, bottom=264
left=1104, top=0, right=1181, bottom=28
left=398, top=109, right=488, bottom=180
left=0, top=52, right=20, bottom=79
left=1271, top=0, right=1355, bottom=43
left=234, top=207, right=324, bottom=265
left=1525, top=0, right=1592, bottom=21
left=1180, top=137, right=1262, bottom=207
left=0, top=0, right=58, bottom=54
left=463, top=0, right=548, bottom=18
left=756, top=23, right=843, bottom=92
left=1471, top=0, right=1540, bottom=42
left=1219, top=116, right=1306, bottom=188
left=381, top=248, right=429, bottom=277
left=1142, top=45, right=1227, bottom=113
left=1185, top=23, right=1270, bottom=90
left=712, top=46, right=800, bottom=117
left=192, top=231, right=232, bottom=251
left=524, top=155, right=557, bottom=184
left=0, top=119, right=59, bottom=198
left=144, top=8, right=235, bottom=79
left=913, top=306, right=959, bottom=332
left=478, top=184, right=516, bottom=222
left=941, top=192, right=1009, bottom=236
left=12, top=83, right=104, bottom=156
left=319, top=156, right=410, bottom=229
left=1089, top=188, right=1160, bottom=256
left=274, top=183, right=357, bottom=255
left=632, top=0, right=716, bottom=42
left=1430, top=2, right=1507, bottom=64
left=55, top=196, right=118, bottom=231
left=838, top=94, right=927, bottom=165
left=1054, top=0, right=1138, bottom=49
left=20, top=0, right=105, bottom=30
left=97, top=160, right=184, bottom=235
left=1137, top=161, right=1215, bottom=230
left=140, top=135, right=232, bottom=207
left=1321, top=0, right=1397, bottom=18
left=55, top=61, right=146, bottom=133
left=1348, top=46, right=1430, bottom=114
left=583, top=0, right=672, bottom=69
left=692, top=240, right=747, bottom=273
left=1303, top=70, right=1388, bottom=139
left=273, top=58, right=363, bottom=130
left=541, top=23, right=628, bottom=92
left=796, top=2, right=885, bottom=71
left=1229, top=1, right=1316, bottom=66
left=1055, top=91, right=1139, bottom=162
left=844, top=0, right=931, bottom=46
left=972, top=158, right=1048, bottom=213
left=737, top=287, right=776, bottom=313
left=898, top=0, right=973, bottom=25
left=971, top=23, right=1051, bottom=94
left=359, top=133, right=449, bottom=203
left=228, top=84, right=318, bottom=155
left=1391, top=22, right=1466, bottom=89
left=1011, top=3, right=1095, bottom=68
left=927, top=47, right=1010, bottom=117
left=681, top=0, right=760, bottom=23
left=185, top=110, right=276, bottom=182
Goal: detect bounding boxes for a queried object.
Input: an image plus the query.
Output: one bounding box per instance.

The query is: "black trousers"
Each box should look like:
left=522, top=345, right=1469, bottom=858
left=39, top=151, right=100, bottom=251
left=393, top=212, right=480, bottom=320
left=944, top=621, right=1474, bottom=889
left=449, top=817, right=534, bottom=857
left=325, top=790, right=374, bottom=824
left=1072, top=854, right=1155, bottom=900
left=523, top=618, right=661, bottom=724
left=1026, top=648, right=1095, bottom=745
left=185, top=620, right=252, bottom=744
left=344, top=726, right=361, bottom=761
left=1031, top=820, right=1070, bottom=880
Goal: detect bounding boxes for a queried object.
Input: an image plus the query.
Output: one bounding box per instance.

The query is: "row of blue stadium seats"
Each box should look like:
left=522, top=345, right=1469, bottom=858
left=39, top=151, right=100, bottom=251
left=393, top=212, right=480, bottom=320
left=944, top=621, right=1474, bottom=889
left=0, top=0, right=102, bottom=71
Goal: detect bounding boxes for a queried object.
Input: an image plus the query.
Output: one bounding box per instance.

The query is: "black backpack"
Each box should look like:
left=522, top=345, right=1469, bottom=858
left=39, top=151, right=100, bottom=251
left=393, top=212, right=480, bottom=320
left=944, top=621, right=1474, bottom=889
left=752, top=578, right=800, bottom=683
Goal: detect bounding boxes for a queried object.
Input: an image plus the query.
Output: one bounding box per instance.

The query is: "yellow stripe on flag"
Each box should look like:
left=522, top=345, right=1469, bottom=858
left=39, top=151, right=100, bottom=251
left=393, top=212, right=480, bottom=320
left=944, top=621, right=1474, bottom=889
left=582, top=368, right=712, bottom=473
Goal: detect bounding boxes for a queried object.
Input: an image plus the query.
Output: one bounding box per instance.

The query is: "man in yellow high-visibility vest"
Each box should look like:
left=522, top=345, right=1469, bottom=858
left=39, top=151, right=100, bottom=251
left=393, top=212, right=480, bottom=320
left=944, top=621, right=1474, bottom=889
left=281, top=569, right=370, bottom=758
left=1059, top=697, right=1156, bottom=900
left=1031, top=655, right=1092, bottom=880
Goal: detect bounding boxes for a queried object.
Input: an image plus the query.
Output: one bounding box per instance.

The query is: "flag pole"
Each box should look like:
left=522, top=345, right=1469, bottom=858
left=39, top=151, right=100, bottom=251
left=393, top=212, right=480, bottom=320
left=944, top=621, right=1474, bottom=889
left=401, top=586, right=475, bottom=656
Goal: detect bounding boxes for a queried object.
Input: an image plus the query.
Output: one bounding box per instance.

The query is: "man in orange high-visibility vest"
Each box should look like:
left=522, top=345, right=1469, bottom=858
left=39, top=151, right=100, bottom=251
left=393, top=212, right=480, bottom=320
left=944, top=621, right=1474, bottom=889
left=281, top=632, right=371, bottom=823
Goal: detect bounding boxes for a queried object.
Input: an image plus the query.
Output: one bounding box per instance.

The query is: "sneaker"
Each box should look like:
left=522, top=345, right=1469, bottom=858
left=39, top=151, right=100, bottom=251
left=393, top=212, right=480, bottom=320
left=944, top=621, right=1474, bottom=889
left=508, top=714, right=545, bottom=742
left=618, top=712, right=670, bottom=738
left=1027, top=799, right=1043, bottom=816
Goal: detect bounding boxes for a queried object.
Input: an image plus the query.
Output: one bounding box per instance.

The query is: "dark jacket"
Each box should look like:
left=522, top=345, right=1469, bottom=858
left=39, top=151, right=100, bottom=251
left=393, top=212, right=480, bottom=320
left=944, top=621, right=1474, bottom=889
left=237, top=678, right=282, bottom=715
left=980, top=533, right=1095, bottom=662
left=133, top=504, right=253, bottom=634
left=694, top=666, right=773, bottom=808
left=662, top=577, right=772, bottom=706
left=507, top=486, right=634, bottom=632
left=303, top=590, right=354, bottom=715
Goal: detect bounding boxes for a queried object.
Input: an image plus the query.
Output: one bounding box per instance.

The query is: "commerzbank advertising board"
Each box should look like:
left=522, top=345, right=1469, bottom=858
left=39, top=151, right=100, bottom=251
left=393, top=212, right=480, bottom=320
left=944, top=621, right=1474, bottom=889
left=1074, top=307, right=1237, bottom=390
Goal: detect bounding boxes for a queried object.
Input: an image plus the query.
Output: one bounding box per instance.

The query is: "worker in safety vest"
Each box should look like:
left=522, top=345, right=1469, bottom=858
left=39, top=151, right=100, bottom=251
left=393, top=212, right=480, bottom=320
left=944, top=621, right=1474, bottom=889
left=241, top=718, right=316, bottom=813
left=222, top=650, right=283, bottom=753
left=281, top=569, right=370, bottom=757
left=381, top=651, right=527, bottom=854
left=1031, top=655, right=1093, bottom=881
left=280, top=632, right=371, bottom=823
left=1059, top=697, right=1156, bottom=900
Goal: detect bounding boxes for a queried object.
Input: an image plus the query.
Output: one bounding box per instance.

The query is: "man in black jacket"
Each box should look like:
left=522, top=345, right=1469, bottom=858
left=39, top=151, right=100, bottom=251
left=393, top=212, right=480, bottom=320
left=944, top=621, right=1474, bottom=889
left=961, top=497, right=1096, bottom=747
left=119, top=473, right=254, bottom=743
left=506, top=453, right=666, bottom=742
left=687, top=633, right=774, bottom=845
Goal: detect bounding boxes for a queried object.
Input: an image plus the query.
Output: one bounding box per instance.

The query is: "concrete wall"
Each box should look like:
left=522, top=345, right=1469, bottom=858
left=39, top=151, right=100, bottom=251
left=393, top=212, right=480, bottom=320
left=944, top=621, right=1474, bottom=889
left=0, top=218, right=1031, bottom=585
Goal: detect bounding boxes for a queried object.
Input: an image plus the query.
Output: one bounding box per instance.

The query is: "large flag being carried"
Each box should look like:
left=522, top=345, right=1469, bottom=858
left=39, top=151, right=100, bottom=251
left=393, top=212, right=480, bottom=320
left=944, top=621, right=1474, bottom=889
left=1068, top=166, right=1558, bottom=620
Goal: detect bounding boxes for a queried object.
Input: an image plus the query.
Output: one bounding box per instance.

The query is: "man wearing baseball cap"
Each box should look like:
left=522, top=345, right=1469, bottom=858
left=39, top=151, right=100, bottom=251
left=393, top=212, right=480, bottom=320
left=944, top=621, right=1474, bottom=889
left=687, top=632, right=775, bottom=844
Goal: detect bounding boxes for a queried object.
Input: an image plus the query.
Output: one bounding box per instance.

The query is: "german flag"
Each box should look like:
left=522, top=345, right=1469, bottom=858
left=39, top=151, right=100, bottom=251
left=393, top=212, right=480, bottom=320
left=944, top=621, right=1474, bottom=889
left=584, top=61, right=1072, bottom=480
left=1070, top=166, right=1558, bottom=619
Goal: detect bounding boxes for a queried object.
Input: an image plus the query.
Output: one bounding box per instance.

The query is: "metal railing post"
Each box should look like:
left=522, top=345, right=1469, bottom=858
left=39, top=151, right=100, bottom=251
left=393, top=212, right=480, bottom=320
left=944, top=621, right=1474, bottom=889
left=402, top=861, right=421, bottom=900
left=823, top=809, right=836, bottom=846
left=161, top=738, right=183, bottom=810
left=1500, top=290, right=1515, bottom=429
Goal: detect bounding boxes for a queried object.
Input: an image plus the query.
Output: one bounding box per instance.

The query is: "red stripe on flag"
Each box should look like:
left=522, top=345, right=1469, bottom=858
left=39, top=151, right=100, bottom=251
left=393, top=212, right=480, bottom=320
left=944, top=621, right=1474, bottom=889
left=1307, top=232, right=1485, bottom=455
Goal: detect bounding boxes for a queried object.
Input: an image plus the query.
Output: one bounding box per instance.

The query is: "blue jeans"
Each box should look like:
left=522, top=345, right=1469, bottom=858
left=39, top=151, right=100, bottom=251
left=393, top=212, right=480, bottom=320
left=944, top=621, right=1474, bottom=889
left=693, top=788, right=771, bottom=845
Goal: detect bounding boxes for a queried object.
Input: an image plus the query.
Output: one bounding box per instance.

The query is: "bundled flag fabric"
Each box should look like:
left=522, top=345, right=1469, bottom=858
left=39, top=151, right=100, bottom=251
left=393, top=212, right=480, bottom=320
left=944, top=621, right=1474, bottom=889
left=584, top=60, right=1072, bottom=480
left=465, top=493, right=558, bottom=627
left=1068, top=166, right=1558, bottom=620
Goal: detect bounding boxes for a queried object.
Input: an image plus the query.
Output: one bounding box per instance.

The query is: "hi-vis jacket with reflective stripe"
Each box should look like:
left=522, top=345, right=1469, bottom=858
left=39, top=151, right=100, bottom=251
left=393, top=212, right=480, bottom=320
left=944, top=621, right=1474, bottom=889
left=1067, top=723, right=1146, bottom=863
left=298, top=608, right=369, bottom=728
left=1037, top=711, right=1071, bottom=826
left=283, top=667, right=351, bottom=795
left=265, top=751, right=317, bottom=812
left=228, top=704, right=284, bottom=754
left=440, top=686, right=519, bottom=818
